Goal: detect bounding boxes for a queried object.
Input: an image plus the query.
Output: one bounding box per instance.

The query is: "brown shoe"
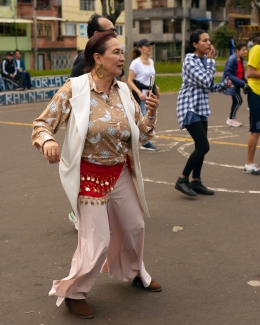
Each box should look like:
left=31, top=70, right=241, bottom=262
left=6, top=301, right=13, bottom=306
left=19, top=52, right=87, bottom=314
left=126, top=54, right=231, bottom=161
left=132, top=277, right=162, bottom=292
left=65, top=298, right=94, bottom=319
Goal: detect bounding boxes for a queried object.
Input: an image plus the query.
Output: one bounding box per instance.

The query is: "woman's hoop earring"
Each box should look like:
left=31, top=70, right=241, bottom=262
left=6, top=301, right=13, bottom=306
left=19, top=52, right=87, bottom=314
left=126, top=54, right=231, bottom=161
left=96, top=65, right=104, bottom=79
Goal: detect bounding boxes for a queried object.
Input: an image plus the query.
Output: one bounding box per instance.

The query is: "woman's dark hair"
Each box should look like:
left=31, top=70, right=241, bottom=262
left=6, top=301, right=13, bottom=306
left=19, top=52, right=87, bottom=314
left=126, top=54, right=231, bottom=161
left=87, top=14, right=102, bottom=39
left=84, top=30, right=116, bottom=73
left=235, top=41, right=247, bottom=50
left=185, top=29, right=207, bottom=54
left=131, top=47, right=141, bottom=60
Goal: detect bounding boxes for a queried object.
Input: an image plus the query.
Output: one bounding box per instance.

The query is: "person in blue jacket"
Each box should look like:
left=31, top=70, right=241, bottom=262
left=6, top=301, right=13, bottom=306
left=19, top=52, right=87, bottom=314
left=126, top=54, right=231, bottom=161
left=13, top=50, right=34, bottom=90
left=222, top=41, right=247, bottom=127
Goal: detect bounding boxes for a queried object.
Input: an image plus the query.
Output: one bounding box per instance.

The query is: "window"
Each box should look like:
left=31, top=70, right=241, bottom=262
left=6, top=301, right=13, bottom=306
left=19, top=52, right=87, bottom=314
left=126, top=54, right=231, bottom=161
left=37, top=0, right=50, bottom=9
left=174, top=20, right=181, bottom=33
left=116, top=25, right=123, bottom=36
left=80, top=0, right=95, bottom=11
left=0, top=0, right=10, bottom=5
left=163, top=19, right=182, bottom=34
left=137, top=0, right=146, bottom=9
left=163, top=20, right=174, bottom=33
left=37, top=22, right=52, bottom=41
left=65, top=23, right=77, bottom=36
left=151, top=0, right=167, bottom=8
left=139, top=20, right=151, bottom=34
left=191, top=0, right=199, bottom=8
left=0, top=23, right=27, bottom=36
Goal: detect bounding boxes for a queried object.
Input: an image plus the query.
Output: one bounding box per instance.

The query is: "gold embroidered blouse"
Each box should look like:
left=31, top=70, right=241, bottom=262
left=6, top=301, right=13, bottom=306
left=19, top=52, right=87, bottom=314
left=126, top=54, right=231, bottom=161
left=32, top=75, right=157, bottom=166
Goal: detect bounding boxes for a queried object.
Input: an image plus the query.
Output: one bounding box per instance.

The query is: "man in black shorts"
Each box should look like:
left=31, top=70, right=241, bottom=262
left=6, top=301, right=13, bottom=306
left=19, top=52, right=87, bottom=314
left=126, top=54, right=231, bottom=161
left=244, top=40, right=260, bottom=175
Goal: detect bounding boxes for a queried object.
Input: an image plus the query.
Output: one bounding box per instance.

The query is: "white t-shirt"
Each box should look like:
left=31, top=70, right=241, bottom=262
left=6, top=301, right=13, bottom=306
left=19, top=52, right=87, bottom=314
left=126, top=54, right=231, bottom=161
left=16, top=59, right=21, bottom=69
left=129, top=57, right=156, bottom=96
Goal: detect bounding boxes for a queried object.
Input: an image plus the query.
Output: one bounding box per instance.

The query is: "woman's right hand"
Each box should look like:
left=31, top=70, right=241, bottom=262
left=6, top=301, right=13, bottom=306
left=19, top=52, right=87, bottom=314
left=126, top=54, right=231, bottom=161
left=138, top=92, right=146, bottom=102
left=43, top=140, right=60, bottom=164
left=207, top=45, right=216, bottom=59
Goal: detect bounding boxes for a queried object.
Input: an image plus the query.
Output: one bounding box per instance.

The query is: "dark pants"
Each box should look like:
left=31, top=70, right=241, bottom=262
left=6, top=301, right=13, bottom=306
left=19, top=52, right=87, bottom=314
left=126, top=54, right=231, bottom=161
left=230, top=87, right=242, bottom=119
left=182, top=121, right=209, bottom=179
left=248, top=90, right=260, bottom=133
left=18, top=71, right=32, bottom=89
left=2, top=74, right=23, bottom=88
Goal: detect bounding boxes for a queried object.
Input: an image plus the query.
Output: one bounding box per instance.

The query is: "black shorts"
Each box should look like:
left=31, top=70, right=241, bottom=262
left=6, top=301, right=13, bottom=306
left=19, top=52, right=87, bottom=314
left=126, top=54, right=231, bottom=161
left=248, top=91, right=260, bottom=133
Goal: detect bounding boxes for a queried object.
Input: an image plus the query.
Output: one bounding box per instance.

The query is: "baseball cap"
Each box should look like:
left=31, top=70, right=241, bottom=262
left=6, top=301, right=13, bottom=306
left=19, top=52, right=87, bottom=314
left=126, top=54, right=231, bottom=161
left=136, top=39, right=155, bottom=48
left=6, top=51, right=13, bottom=56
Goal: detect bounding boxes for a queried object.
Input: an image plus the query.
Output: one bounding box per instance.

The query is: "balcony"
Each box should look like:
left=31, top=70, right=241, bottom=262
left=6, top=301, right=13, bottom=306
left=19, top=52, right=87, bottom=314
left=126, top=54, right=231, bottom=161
left=34, top=34, right=76, bottom=48
left=17, top=2, right=59, bottom=17
left=133, top=7, right=207, bottom=20
left=229, top=7, right=251, bottom=15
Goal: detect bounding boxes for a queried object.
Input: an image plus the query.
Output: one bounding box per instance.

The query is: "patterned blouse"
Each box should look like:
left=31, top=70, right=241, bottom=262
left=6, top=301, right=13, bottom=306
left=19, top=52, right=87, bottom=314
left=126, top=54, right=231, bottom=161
left=177, top=53, right=227, bottom=129
left=32, top=74, right=157, bottom=166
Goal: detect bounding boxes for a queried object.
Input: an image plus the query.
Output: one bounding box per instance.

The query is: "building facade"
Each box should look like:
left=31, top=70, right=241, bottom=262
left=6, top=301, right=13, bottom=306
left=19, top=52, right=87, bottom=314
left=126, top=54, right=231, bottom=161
left=0, top=0, right=32, bottom=66
left=17, top=0, right=77, bottom=70
left=61, top=0, right=125, bottom=52
left=132, top=0, right=256, bottom=61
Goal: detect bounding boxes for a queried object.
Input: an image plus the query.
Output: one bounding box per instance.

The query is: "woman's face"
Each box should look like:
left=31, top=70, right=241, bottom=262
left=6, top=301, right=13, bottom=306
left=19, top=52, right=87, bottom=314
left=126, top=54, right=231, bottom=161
left=138, top=44, right=152, bottom=56
left=193, top=33, right=211, bottom=56
left=236, top=46, right=247, bottom=58
left=95, top=38, right=125, bottom=77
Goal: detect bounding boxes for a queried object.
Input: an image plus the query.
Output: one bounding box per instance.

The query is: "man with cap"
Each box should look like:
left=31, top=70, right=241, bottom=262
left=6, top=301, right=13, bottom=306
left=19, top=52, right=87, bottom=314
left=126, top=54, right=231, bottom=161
left=1, top=52, right=24, bottom=91
left=70, top=14, right=125, bottom=81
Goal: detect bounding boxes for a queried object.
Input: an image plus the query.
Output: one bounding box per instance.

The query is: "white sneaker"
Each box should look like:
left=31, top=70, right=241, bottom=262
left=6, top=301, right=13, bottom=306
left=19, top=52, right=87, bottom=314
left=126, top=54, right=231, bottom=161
left=68, top=211, right=78, bottom=230
left=226, top=118, right=242, bottom=127
left=243, top=164, right=260, bottom=175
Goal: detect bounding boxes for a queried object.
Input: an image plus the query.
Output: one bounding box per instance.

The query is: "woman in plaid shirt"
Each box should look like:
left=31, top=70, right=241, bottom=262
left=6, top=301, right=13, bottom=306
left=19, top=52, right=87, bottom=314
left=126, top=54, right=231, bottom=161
left=175, top=29, right=232, bottom=197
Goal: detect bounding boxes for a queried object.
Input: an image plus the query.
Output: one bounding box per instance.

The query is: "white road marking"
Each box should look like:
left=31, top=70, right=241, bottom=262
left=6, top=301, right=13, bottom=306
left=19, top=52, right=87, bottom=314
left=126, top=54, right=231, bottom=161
left=177, top=140, right=244, bottom=169
left=172, top=226, right=183, bottom=232
left=143, top=178, right=260, bottom=194
left=247, top=281, right=260, bottom=287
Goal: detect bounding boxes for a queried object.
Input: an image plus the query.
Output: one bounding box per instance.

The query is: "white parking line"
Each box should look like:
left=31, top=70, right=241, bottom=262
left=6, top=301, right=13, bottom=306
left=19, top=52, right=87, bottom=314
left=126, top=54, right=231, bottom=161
left=143, top=178, right=260, bottom=194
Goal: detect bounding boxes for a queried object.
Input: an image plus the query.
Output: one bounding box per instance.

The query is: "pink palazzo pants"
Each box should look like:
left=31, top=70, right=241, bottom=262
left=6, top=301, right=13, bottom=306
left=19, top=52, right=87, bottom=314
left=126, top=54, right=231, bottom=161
left=49, top=164, right=151, bottom=306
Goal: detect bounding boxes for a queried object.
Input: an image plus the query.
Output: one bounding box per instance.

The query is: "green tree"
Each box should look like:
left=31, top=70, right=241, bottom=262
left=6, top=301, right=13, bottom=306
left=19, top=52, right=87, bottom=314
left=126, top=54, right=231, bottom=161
left=212, top=25, right=235, bottom=56
left=100, top=0, right=124, bottom=25
left=227, top=0, right=260, bottom=22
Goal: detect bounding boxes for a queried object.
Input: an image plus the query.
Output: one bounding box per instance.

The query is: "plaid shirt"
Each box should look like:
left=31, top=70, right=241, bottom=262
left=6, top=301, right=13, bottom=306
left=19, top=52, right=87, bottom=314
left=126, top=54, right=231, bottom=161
left=177, top=53, right=227, bottom=129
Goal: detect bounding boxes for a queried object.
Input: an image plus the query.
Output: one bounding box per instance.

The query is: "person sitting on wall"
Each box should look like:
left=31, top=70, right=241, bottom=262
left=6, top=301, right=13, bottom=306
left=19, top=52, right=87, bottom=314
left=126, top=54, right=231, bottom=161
left=13, top=50, right=34, bottom=90
left=1, top=52, right=24, bottom=91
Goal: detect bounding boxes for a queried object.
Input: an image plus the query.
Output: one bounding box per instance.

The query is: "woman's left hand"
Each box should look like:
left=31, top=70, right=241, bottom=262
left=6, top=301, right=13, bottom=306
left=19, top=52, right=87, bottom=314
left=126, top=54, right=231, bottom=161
left=145, top=91, right=159, bottom=111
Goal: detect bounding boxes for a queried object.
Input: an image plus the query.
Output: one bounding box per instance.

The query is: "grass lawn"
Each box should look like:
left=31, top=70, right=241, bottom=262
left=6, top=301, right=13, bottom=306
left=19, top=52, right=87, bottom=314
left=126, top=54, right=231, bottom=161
left=156, top=76, right=221, bottom=93
left=27, top=62, right=225, bottom=77
left=27, top=69, right=70, bottom=77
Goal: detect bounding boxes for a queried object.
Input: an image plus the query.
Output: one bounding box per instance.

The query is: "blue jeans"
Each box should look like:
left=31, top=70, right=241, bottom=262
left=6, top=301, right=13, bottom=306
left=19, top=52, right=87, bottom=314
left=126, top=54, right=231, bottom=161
left=18, top=71, right=32, bottom=89
left=140, top=101, right=150, bottom=145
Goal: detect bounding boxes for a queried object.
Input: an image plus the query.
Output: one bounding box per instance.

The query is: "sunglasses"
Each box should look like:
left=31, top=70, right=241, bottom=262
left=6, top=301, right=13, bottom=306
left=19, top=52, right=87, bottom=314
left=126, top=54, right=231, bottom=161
left=99, top=27, right=117, bottom=32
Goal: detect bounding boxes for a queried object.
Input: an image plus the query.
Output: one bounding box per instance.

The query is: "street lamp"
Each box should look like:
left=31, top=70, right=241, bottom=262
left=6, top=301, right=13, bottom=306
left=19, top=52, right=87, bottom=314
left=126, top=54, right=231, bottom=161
left=33, top=0, right=38, bottom=70
left=124, top=0, right=133, bottom=79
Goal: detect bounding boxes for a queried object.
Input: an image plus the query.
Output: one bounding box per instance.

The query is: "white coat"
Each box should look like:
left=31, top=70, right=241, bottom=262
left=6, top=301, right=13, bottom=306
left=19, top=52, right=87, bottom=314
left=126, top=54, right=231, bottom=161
left=59, top=73, right=150, bottom=219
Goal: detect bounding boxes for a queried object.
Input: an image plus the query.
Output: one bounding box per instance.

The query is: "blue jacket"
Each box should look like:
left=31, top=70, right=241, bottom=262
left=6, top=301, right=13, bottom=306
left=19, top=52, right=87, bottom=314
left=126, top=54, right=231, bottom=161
left=221, top=53, right=246, bottom=96
left=13, top=58, right=26, bottom=71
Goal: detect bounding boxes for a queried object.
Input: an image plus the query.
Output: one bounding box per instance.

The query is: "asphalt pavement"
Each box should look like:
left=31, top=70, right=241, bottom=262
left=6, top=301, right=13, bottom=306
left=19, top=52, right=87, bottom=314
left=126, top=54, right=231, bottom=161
left=1, top=91, right=260, bottom=325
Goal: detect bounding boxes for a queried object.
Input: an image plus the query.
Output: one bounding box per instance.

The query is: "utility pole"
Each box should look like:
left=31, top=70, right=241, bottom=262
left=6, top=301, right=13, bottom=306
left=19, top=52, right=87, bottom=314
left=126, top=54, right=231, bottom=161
left=181, top=0, right=187, bottom=62
left=124, top=0, right=133, bottom=80
left=33, top=0, right=38, bottom=70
